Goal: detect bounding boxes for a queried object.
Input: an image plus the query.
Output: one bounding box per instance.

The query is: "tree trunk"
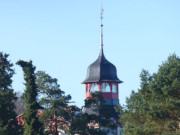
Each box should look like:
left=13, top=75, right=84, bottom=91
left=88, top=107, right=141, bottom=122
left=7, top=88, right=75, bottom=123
left=53, top=111, right=58, bottom=135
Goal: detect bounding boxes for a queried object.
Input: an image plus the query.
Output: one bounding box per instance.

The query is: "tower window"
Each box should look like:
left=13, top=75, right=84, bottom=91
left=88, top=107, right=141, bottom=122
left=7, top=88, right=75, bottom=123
left=90, top=83, right=99, bottom=93
left=86, top=85, right=88, bottom=93
left=100, top=83, right=111, bottom=93
left=112, top=84, right=117, bottom=93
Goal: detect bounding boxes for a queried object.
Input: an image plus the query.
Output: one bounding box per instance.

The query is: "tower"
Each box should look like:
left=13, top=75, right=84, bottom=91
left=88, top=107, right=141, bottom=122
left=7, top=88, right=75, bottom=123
left=82, top=7, right=122, bottom=109
left=82, top=6, right=122, bottom=135
left=82, top=43, right=122, bottom=106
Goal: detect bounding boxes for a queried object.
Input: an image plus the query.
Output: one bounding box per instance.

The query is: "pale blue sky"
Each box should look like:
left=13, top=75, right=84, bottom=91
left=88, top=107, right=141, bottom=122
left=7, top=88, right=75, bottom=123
left=0, top=0, right=180, bottom=107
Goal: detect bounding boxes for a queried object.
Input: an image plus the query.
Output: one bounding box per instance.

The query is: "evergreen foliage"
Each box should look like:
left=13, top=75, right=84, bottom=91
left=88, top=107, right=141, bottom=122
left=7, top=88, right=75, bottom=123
left=68, top=108, right=90, bottom=135
left=36, top=71, right=71, bottom=135
left=0, top=52, right=19, bottom=135
left=17, top=60, right=44, bottom=135
left=68, top=92, right=117, bottom=135
left=83, top=92, right=117, bottom=135
left=118, top=54, right=180, bottom=135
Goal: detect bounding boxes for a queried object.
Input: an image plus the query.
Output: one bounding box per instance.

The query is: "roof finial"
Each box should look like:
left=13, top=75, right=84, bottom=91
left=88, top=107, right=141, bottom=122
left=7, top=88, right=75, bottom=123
left=100, top=0, right=104, bottom=56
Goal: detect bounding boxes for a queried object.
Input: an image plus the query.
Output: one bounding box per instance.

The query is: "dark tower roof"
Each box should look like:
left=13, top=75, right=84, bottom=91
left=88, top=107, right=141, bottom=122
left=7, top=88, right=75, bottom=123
left=82, top=46, right=122, bottom=84
left=82, top=7, right=122, bottom=84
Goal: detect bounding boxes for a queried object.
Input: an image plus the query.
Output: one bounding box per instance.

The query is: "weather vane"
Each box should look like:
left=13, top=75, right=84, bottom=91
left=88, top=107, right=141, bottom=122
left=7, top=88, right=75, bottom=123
left=100, top=0, right=104, bottom=49
left=101, top=0, right=104, bottom=26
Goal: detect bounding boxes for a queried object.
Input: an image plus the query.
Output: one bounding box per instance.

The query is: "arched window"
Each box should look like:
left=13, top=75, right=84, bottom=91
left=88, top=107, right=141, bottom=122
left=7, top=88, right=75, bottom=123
left=90, top=83, right=99, bottom=93
left=112, top=84, right=117, bottom=93
left=86, top=85, right=89, bottom=93
left=100, top=83, right=111, bottom=93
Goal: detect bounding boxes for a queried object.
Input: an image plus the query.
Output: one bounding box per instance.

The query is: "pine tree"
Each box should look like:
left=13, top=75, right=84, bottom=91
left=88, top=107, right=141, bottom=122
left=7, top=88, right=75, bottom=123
left=68, top=106, right=90, bottom=135
left=17, top=60, right=44, bottom=135
left=36, top=71, right=71, bottom=135
left=118, top=54, right=180, bottom=135
left=83, top=92, right=117, bottom=135
left=0, top=52, right=19, bottom=135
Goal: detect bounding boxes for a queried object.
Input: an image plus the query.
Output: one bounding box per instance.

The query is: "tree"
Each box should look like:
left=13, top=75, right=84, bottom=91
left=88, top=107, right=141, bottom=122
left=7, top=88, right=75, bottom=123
left=118, top=54, right=180, bottom=135
left=36, top=71, right=71, bottom=135
left=67, top=105, right=91, bottom=135
left=0, top=52, right=19, bottom=135
left=17, top=60, right=44, bottom=135
left=14, top=91, right=25, bottom=115
left=82, top=92, right=117, bottom=135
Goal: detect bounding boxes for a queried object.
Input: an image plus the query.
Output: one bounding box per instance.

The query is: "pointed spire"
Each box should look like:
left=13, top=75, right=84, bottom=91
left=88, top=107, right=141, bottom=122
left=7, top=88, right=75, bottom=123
left=100, top=2, right=104, bottom=57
